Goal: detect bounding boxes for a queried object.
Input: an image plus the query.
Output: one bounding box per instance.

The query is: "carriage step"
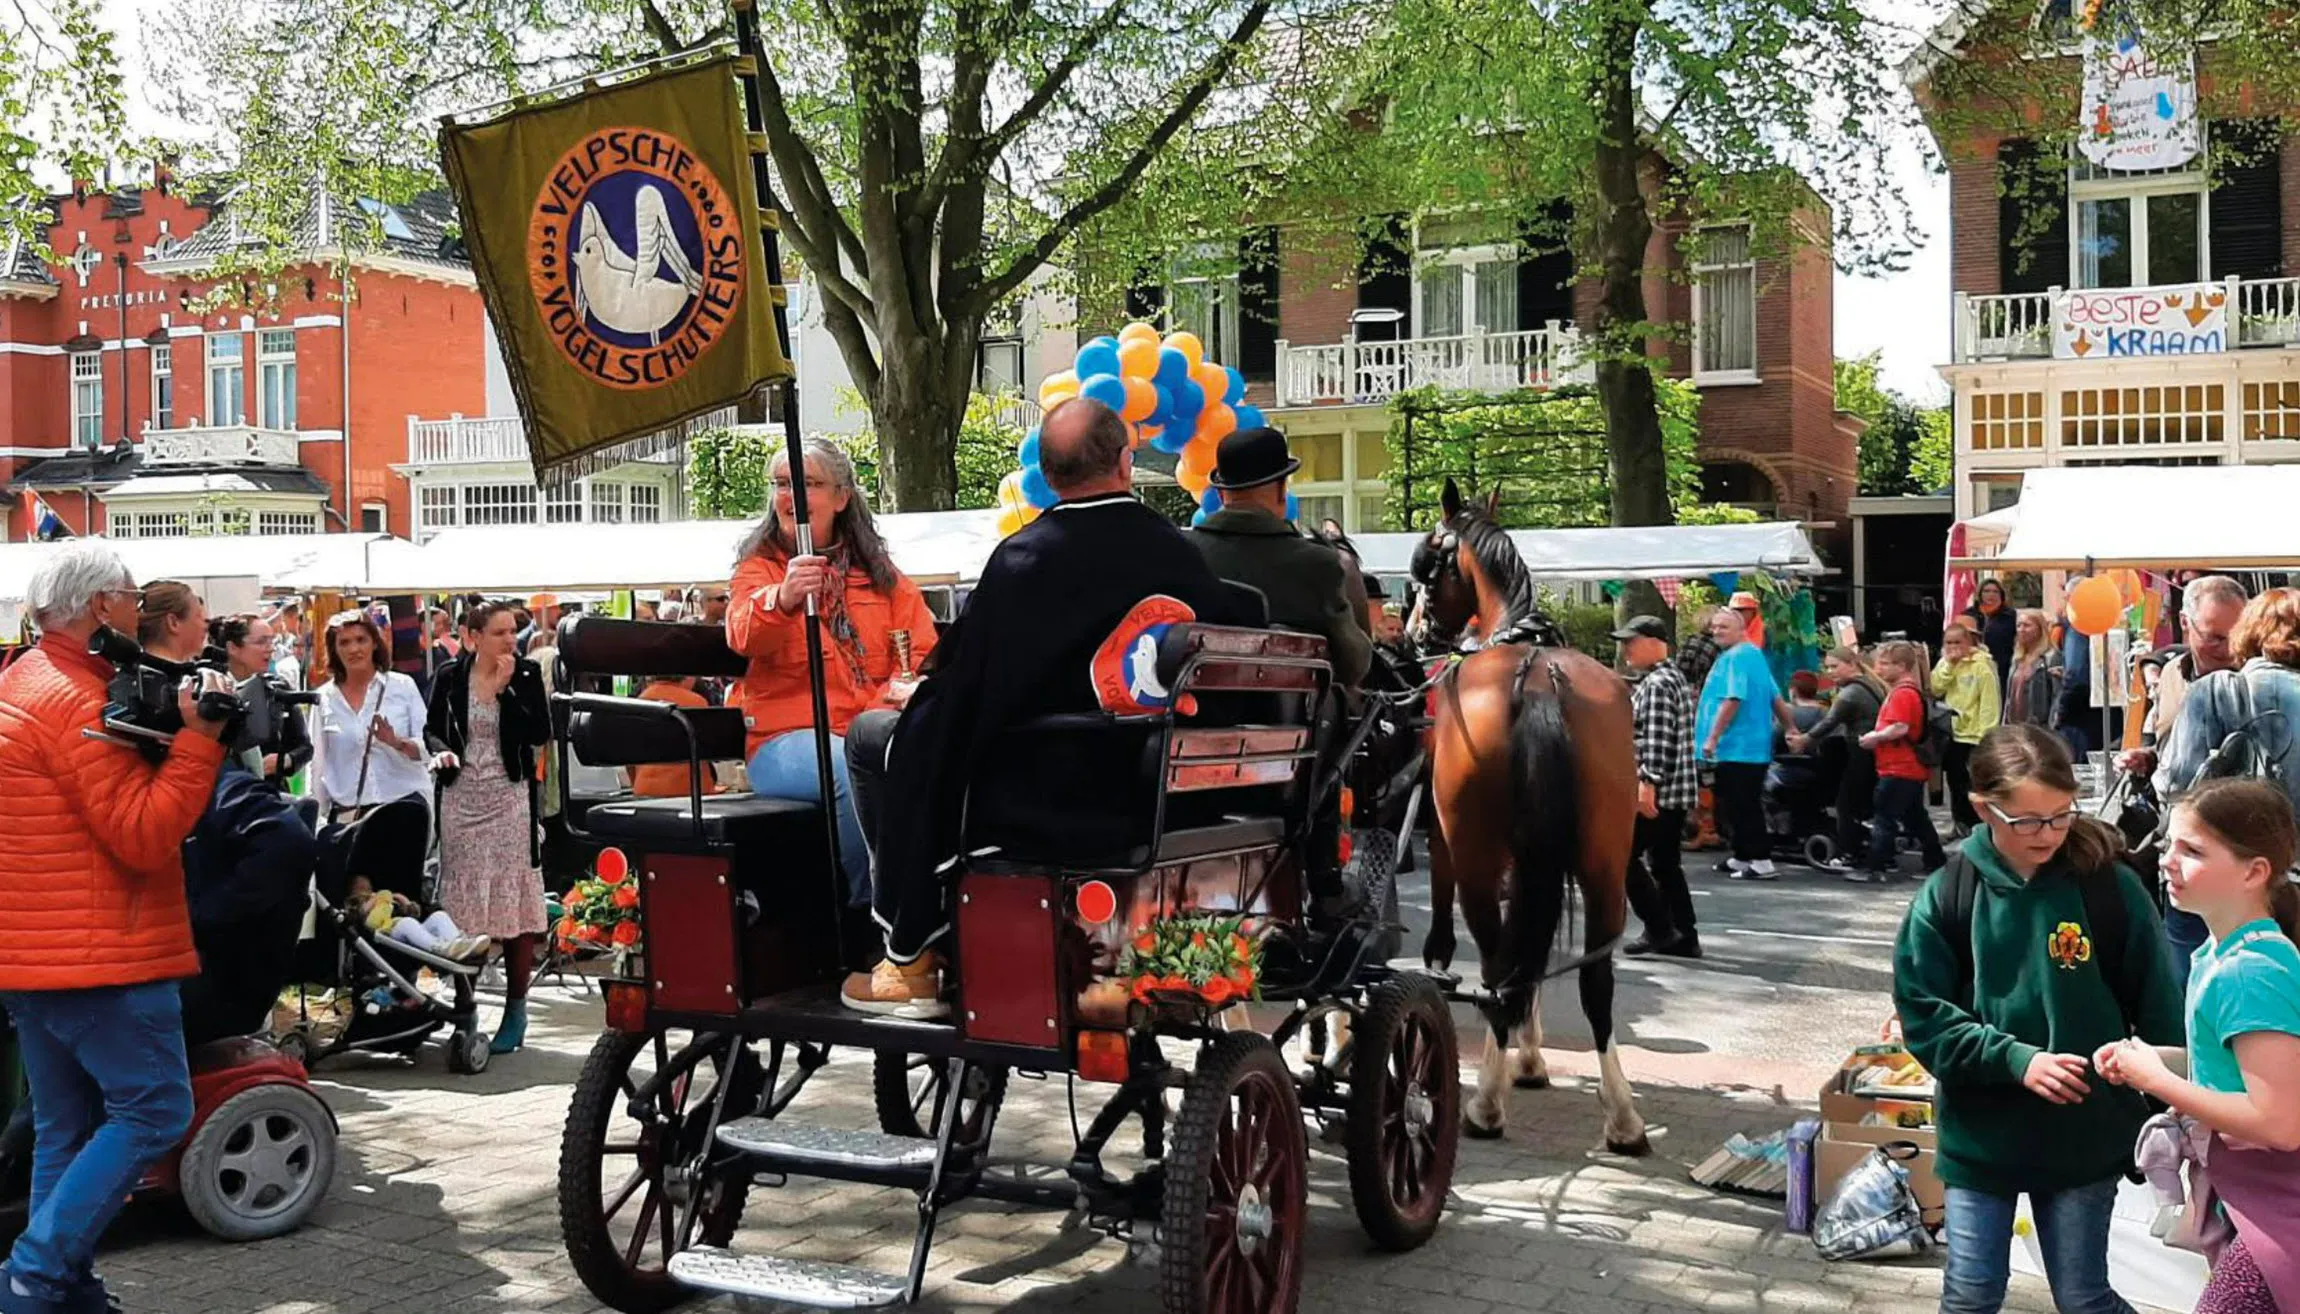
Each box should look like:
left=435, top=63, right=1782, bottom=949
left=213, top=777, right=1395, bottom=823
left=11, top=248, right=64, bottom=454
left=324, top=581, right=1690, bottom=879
left=716, top=1118, right=941, bottom=1171
left=667, top=1246, right=906, bottom=1308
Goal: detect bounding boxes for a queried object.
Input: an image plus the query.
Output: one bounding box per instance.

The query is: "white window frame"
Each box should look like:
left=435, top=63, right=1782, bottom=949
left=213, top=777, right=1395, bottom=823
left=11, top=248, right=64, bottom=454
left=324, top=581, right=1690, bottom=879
left=1691, top=225, right=1760, bottom=384
left=150, top=344, right=173, bottom=432
left=360, top=501, right=388, bottom=534
left=255, top=510, right=321, bottom=535
left=543, top=481, right=584, bottom=524
left=977, top=338, right=1025, bottom=397
left=257, top=329, right=297, bottom=430
left=628, top=483, right=663, bottom=524
left=1410, top=240, right=1519, bottom=340
left=206, top=332, right=246, bottom=426
left=417, top=485, right=458, bottom=539
left=1167, top=243, right=1241, bottom=367
left=590, top=480, right=627, bottom=524
left=2067, top=163, right=2210, bottom=291
left=70, top=352, right=103, bottom=449
left=1288, top=426, right=1390, bottom=534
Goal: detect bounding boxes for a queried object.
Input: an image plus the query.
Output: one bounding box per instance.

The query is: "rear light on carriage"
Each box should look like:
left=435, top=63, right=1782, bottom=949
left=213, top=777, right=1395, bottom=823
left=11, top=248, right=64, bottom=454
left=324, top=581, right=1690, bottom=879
left=1337, top=832, right=1354, bottom=866
left=602, top=978, right=648, bottom=1034
left=1076, top=1028, right=1129, bottom=1084
left=1073, top=880, right=1118, bottom=925
left=1339, top=787, right=1355, bottom=819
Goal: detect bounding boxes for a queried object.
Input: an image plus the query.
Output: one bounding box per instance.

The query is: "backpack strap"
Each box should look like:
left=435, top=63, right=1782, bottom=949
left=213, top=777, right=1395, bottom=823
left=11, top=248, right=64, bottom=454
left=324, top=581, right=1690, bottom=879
left=1945, top=850, right=1980, bottom=1008
left=2079, top=866, right=2136, bottom=1036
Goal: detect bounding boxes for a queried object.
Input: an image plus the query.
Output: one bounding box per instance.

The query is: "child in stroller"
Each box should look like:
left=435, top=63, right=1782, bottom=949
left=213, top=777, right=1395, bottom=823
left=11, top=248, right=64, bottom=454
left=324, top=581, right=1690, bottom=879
left=1764, top=672, right=1849, bottom=865
left=348, top=876, right=491, bottom=963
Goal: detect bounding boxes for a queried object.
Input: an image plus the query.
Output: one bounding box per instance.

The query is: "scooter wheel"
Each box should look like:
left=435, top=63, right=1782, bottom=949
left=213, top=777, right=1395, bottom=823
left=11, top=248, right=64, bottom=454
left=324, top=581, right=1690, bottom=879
left=180, top=1084, right=337, bottom=1242
left=1803, top=833, right=1839, bottom=867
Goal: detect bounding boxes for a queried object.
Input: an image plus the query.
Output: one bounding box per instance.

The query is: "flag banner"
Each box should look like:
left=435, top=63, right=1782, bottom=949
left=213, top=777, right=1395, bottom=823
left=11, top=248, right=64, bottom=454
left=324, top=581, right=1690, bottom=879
left=440, top=52, right=791, bottom=474
left=2078, top=22, right=2198, bottom=173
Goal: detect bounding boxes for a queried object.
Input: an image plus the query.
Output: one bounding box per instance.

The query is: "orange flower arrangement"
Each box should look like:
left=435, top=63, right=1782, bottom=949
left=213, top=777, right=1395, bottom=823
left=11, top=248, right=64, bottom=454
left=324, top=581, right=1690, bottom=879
left=1117, top=912, right=1261, bottom=1007
left=556, top=855, right=643, bottom=958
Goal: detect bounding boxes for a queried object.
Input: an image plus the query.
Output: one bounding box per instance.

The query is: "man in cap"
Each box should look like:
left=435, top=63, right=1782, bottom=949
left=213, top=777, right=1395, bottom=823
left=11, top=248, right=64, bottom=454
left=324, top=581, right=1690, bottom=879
left=1189, top=427, right=1372, bottom=688
left=1616, top=615, right=1701, bottom=957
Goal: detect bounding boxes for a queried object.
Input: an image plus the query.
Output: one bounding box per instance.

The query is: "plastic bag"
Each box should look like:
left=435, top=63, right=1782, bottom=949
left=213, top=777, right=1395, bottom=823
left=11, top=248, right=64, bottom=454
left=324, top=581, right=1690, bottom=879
left=1813, top=1143, right=1935, bottom=1261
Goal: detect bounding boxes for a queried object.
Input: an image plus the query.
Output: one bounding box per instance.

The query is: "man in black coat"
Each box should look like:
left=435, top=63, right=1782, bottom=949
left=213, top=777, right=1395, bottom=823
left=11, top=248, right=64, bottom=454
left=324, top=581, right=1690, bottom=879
left=1189, top=427, right=1372, bottom=689
left=180, top=765, right=319, bottom=1047
left=843, top=398, right=1256, bottom=1017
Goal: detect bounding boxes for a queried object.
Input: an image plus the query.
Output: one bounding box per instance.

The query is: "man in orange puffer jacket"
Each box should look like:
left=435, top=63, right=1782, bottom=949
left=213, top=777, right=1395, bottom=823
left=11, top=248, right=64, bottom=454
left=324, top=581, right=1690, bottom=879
left=0, top=542, right=227, bottom=1314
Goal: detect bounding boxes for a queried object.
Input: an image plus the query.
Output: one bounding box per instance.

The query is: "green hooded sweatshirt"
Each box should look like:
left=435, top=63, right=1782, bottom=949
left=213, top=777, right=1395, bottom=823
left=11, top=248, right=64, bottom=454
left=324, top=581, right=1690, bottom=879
left=1891, top=830, right=2183, bottom=1195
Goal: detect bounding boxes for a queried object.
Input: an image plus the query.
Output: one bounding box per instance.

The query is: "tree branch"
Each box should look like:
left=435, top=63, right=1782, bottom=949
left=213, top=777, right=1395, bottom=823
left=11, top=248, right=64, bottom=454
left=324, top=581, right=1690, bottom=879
left=914, top=0, right=1053, bottom=220
left=962, top=0, right=1273, bottom=314
left=818, top=277, right=881, bottom=399
left=753, top=51, right=873, bottom=284
left=636, top=0, right=682, bottom=54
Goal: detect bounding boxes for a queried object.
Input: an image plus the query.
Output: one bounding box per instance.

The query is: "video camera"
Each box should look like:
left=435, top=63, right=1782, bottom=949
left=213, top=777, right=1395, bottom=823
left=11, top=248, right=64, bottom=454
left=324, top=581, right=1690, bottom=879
left=90, top=627, right=317, bottom=764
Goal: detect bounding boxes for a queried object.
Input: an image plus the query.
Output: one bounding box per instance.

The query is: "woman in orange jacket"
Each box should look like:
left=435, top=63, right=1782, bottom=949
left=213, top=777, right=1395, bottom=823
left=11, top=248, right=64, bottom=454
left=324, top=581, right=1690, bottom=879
left=727, top=440, right=937, bottom=903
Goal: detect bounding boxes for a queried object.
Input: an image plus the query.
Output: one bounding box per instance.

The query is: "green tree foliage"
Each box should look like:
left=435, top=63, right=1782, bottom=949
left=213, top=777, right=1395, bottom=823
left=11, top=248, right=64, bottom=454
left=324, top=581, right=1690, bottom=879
left=1837, top=352, right=1951, bottom=497
left=1, top=0, right=135, bottom=255
left=685, top=392, right=1030, bottom=518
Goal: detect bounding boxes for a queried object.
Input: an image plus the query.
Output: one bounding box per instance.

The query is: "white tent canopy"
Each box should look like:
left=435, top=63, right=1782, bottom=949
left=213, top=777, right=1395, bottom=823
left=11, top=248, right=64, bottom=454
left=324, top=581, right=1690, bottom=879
left=1351, top=520, right=1823, bottom=583
left=0, top=533, right=396, bottom=603
left=1950, top=466, right=2300, bottom=572
left=360, top=510, right=1007, bottom=595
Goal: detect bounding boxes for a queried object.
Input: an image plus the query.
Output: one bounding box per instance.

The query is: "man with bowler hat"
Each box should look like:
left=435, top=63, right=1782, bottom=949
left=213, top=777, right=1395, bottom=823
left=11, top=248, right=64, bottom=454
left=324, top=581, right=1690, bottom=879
left=1189, top=426, right=1372, bottom=688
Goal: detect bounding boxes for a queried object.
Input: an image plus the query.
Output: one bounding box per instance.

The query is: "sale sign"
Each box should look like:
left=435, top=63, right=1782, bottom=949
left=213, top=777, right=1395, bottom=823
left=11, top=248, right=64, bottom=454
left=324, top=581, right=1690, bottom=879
left=2054, top=286, right=2229, bottom=359
left=2078, top=26, right=2199, bottom=173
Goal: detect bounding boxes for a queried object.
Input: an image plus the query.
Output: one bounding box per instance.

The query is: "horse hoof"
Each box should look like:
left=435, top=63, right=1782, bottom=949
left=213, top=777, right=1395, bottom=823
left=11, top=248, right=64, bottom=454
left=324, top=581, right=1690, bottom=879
left=1463, top=1118, right=1505, bottom=1141
left=1513, top=1074, right=1551, bottom=1091
left=1605, top=1134, right=1654, bottom=1157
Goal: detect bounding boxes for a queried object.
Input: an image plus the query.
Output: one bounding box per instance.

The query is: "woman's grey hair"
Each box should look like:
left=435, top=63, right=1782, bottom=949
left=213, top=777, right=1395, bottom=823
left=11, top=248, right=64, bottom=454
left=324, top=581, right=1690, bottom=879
left=736, top=439, right=897, bottom=592
left=27, top=542, right=132, bottom=630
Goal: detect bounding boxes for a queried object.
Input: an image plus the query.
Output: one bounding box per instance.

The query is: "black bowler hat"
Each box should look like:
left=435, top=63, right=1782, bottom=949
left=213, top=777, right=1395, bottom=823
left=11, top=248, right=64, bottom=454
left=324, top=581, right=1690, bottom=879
left=1209, top=426, right=1301, bottom=491
left=1610, top=615, right=1671, bottom=643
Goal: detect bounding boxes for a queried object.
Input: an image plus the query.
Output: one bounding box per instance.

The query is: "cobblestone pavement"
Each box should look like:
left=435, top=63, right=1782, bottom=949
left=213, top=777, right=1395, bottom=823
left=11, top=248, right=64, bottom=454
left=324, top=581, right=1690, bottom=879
left=96, top=859, right=2112, bottom=1314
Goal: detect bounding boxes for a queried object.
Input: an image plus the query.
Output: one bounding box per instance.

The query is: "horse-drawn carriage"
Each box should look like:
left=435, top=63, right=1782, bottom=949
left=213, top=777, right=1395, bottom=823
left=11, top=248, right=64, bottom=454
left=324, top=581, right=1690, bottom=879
left=549, top=611, right=1457, bottom=1312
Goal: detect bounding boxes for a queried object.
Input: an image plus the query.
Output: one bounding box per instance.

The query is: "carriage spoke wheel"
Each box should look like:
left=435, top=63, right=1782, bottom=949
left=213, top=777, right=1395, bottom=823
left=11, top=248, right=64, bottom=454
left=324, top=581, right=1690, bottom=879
left=559, top=1030, right=757, bottom=1314
left=872, top=1051, right=1007, bottom=1145
left=1345, top=976, right=1460, bottom=1251
left=1162, top=1033, right=1306, bottom=1314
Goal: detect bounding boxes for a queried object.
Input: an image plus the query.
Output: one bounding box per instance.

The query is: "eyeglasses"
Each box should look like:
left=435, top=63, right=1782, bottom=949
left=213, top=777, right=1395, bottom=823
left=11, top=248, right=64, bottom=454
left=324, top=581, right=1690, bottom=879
left=102, top=586, right=144, bottom=603
left=769, top=477, right=833, bottom=493
left=1985, top=801, right=2079, bottom=835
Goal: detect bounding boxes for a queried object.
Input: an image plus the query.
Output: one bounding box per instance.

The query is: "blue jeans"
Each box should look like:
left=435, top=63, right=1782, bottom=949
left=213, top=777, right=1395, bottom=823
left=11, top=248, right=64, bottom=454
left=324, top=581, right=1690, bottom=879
left=1941, top=1180, right=2133, bottom=1314
left=2, top=982, right=193, bottom=1302
left=2164, top=906, right=2210, bottom=992
left=749, top=730, right=868, bottom=905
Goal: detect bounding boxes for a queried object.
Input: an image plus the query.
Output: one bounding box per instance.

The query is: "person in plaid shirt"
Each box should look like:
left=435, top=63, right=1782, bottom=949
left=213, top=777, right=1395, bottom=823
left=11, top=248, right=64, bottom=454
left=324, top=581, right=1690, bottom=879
left=1617, top=616, right=1703, bottom=958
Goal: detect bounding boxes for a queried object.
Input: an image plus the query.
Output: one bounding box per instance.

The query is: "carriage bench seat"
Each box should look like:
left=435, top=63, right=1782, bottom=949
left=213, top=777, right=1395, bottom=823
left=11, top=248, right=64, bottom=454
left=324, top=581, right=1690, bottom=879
left=972, top=814, right=1286, bottom=874
left=582, top=794, right=823, bottom=848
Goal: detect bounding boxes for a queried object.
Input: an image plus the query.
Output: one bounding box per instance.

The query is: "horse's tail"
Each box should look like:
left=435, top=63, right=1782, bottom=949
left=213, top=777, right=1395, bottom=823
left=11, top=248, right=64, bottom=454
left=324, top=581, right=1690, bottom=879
left=1503, top=657, right=1578, bottom=1016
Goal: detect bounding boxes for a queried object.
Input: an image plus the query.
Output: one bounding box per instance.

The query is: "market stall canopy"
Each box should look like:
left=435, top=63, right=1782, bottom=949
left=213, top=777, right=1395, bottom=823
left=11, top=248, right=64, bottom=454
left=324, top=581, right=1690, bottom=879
left=1352, top=521, right=1823, bottom=583
left=360, top=510, right=1007, bottom=594
left=0, top=533, right=396, bottom=602
left=1948, top=466, right=2300, bottom=571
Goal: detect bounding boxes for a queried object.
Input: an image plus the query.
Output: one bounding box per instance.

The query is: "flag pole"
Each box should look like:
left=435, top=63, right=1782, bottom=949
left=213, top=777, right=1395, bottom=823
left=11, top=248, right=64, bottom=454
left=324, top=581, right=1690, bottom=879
left=730, top=2, right=849, bottom=937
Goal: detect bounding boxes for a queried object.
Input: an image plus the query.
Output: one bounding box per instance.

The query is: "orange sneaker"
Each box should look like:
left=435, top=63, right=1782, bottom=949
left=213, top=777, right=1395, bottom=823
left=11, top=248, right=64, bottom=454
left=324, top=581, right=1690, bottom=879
left=840, top=954, right=949, bottom=1020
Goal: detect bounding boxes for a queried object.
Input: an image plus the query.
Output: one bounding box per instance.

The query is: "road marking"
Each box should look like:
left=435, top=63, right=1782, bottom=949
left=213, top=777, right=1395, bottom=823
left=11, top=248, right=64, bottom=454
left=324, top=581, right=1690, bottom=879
left=1719, top=928, right=1898, bottom=947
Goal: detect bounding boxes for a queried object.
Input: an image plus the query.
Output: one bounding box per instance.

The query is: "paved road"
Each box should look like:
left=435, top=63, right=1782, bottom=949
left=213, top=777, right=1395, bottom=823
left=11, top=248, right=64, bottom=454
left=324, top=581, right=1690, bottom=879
left=96, top=851, right=2102, bottom=1314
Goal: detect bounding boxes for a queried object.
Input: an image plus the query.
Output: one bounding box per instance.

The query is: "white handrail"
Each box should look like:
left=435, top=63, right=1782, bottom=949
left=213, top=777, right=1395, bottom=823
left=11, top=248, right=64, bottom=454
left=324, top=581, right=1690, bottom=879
left=1276, top=324, right=1589, bottom=406
left=143, top=425, right=300, bottom=466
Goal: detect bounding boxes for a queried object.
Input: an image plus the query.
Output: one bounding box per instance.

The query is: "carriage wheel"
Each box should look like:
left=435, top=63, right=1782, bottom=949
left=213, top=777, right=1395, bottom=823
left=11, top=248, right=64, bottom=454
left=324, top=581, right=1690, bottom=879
left=871, top=1051, right=1007, bottom=1144
left=1344, top=976, right=1460, bottom=1251
left=1161, top=1032, right=1306, bottom=1314
left=559, top=1030, right=759, bottom=1313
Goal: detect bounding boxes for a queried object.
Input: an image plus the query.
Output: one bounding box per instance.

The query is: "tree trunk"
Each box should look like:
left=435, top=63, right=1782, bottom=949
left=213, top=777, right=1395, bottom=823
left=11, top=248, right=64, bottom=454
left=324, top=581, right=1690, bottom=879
left=863, top=317, right=964, bottom=511
left=1591, top=5, right=1671, bottom=623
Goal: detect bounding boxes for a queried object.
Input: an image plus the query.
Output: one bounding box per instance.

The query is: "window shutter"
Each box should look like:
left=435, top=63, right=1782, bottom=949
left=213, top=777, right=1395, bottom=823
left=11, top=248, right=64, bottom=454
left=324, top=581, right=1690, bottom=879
left=1237, top=227, right=1280, bottom=381
left=2210, top=119, right=2283, bottom=282
left=1998, top=138, right=2068, bottom=295
left=1517, top=199, right=1575, bottom=329
left=1357, top=215, right=1411, bottom=315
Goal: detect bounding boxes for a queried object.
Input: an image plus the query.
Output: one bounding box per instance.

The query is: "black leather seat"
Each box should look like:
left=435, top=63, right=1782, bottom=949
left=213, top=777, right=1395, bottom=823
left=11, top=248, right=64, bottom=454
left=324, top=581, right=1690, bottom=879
left=583, top=794, right=823, bottom=847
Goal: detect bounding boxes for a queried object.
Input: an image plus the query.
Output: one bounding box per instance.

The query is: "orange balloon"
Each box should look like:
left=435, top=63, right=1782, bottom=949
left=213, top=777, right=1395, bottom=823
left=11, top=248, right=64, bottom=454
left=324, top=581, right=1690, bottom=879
left=1037, top=371, right=1080, bottom=408
left=1195, top=401, right=1238, bottom=444
left=1176, top=438, right=1218, bottom=486
left=1117, top=337, right=1161, bottom=379
left=1134, top=422, right=1161, bottom=449
left=2066, top=575, right=2124, bottom=637
left=1165, top=331, right=1205, bottom=370
left=1120, top=375, right=1157, bottom=422
left=2109, top=568, right=2143, bottom=608
left=1119, top=322, right=1161, bottom=346
left=1190, top=360, right=1228, bottom=402
left=1176, top=466, right=1211, bottom=498
left=996, top=470, right=1028, bottom=511
left=995, top=505, right=1029, bottom=537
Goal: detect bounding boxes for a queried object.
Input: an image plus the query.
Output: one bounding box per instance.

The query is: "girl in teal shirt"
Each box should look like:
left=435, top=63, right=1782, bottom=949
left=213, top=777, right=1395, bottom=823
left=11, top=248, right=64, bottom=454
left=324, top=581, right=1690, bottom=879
left=2098, top=778, right=2300, bottom=1313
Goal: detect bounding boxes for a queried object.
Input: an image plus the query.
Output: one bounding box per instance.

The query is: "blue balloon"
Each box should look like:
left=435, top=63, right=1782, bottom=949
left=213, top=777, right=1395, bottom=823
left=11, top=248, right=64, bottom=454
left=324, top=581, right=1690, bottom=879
left=1017, top=427, right=1041, bottom=468
left=1020, top=464, right=1057, bottom=509
left=1168, top=377, right=1205, bottom=428
left=1199, top=488, right=1223, bottom=515
left=1079, top=372, right=1128, bottom=412
left=1286, top=492, right=1302, bottom=522
left=1155, top=347, right=1193, bottom=390
left=1146, top=385, right=1173, bottom=429
left=1075, top=337, right=1121, bottom=380
left=1233, top=404, right=1267, bottom=433
left=1151, top=425, right=1192, bottom=456
left=1224, top=366, right=1246, bottom=406
left=1191, top=507, right=1212, bottom=528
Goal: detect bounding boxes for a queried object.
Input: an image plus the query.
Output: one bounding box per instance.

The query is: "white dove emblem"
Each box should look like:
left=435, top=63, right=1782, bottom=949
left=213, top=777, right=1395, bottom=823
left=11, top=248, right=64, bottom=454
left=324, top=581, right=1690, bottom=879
left=572, top=181, right=704, bottom=344
left=1127, top=632, right=1170, bottom=705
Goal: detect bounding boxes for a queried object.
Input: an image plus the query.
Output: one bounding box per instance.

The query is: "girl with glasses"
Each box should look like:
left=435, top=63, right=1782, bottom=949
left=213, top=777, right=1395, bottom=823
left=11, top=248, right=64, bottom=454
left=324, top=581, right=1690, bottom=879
left=1892, top=723, right=2183, bottom=1314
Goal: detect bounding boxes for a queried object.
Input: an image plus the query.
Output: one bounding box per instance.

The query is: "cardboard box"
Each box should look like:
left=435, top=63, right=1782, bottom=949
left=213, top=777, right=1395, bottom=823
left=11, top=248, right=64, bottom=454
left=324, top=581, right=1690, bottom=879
left=1812, top=1051, right=1945, bottom=1221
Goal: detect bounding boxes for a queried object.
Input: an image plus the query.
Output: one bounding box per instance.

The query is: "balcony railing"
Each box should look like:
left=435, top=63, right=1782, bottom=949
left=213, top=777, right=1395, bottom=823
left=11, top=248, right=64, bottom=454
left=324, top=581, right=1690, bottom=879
left=142, top=425, right=301, bottom=467
left=406, top=409, right=736, bottom=465
left=1275, top=323, right=1591, bottom=407
left=1953, top=276, right=2300, bottom=362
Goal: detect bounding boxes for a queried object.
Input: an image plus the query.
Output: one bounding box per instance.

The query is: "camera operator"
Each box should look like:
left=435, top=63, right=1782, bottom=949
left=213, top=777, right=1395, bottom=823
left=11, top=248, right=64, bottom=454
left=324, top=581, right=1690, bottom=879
left=209, top=612, right=314, bottom=788
left=0, top=543, right=227, bottom=1314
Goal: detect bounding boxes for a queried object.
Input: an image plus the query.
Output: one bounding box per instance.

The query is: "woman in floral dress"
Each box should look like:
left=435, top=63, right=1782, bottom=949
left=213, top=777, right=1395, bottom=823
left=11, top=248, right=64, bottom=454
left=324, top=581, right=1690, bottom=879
left=426, top=602, right=551, bottom=1053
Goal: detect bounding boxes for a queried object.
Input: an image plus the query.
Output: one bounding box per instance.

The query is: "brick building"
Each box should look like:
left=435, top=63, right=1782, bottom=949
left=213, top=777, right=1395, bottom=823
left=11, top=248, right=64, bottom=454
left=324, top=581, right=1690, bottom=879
left=1108, top=186, right=1856, bottom=533
left=0, top=173, right=688, bottom=543
left=1910, top=4, right=2300, bottom=520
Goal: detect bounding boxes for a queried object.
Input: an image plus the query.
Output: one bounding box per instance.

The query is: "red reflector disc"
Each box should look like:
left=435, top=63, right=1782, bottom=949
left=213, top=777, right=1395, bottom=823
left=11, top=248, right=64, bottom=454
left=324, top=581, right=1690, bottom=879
left=596, top=847, right=630, bottom=884
left=1075, top=880, right=1119, bottom=924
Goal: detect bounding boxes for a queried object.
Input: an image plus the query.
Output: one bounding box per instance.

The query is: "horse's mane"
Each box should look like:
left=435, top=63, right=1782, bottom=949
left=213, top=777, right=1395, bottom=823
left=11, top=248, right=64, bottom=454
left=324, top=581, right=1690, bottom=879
left=1454, top=510, right=1539, bottom=630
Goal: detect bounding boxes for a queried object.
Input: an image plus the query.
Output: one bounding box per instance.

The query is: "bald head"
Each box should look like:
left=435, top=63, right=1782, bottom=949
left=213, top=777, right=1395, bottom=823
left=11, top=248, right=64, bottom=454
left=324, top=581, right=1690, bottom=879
left=1040, top=398, right=1134, bottom=499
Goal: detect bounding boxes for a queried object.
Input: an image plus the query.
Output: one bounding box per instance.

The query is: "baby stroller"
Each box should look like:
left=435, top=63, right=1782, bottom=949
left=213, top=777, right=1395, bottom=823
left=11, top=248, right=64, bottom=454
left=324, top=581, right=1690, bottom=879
left=1764, top=730, right=1849, bottom=866
left=275, top=795, right=494, bottom=1074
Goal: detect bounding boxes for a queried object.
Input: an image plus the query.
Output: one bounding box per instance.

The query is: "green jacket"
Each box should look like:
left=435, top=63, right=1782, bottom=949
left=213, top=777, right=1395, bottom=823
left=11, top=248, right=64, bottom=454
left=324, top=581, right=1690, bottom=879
left=1189, top=507, right=1372, bottom=687
left=1891, top=829, right=2183, bottom=1195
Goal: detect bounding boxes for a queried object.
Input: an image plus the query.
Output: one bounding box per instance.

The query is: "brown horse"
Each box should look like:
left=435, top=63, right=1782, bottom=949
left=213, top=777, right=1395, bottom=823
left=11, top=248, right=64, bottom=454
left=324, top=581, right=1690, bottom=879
left=1410, top=481, right=1649, bottom=1153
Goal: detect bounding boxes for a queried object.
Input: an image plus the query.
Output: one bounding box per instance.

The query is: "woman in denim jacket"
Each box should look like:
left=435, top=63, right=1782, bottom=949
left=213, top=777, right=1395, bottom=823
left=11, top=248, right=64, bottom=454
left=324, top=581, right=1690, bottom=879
left=2160, top=588, right=2300, bottom=822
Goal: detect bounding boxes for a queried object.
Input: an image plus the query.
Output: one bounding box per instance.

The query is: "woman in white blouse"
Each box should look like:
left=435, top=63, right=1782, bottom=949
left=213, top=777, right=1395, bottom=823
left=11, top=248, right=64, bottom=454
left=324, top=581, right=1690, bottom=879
left=310, top=610, right=432, bottom=824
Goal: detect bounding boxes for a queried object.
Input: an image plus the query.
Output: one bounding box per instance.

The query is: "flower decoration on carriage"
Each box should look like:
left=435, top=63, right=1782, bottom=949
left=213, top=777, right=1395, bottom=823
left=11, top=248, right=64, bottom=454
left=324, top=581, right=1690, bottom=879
left=556, top=847, right=643, bottom=958
left=1117, top=911, right=1263, bottom=1006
